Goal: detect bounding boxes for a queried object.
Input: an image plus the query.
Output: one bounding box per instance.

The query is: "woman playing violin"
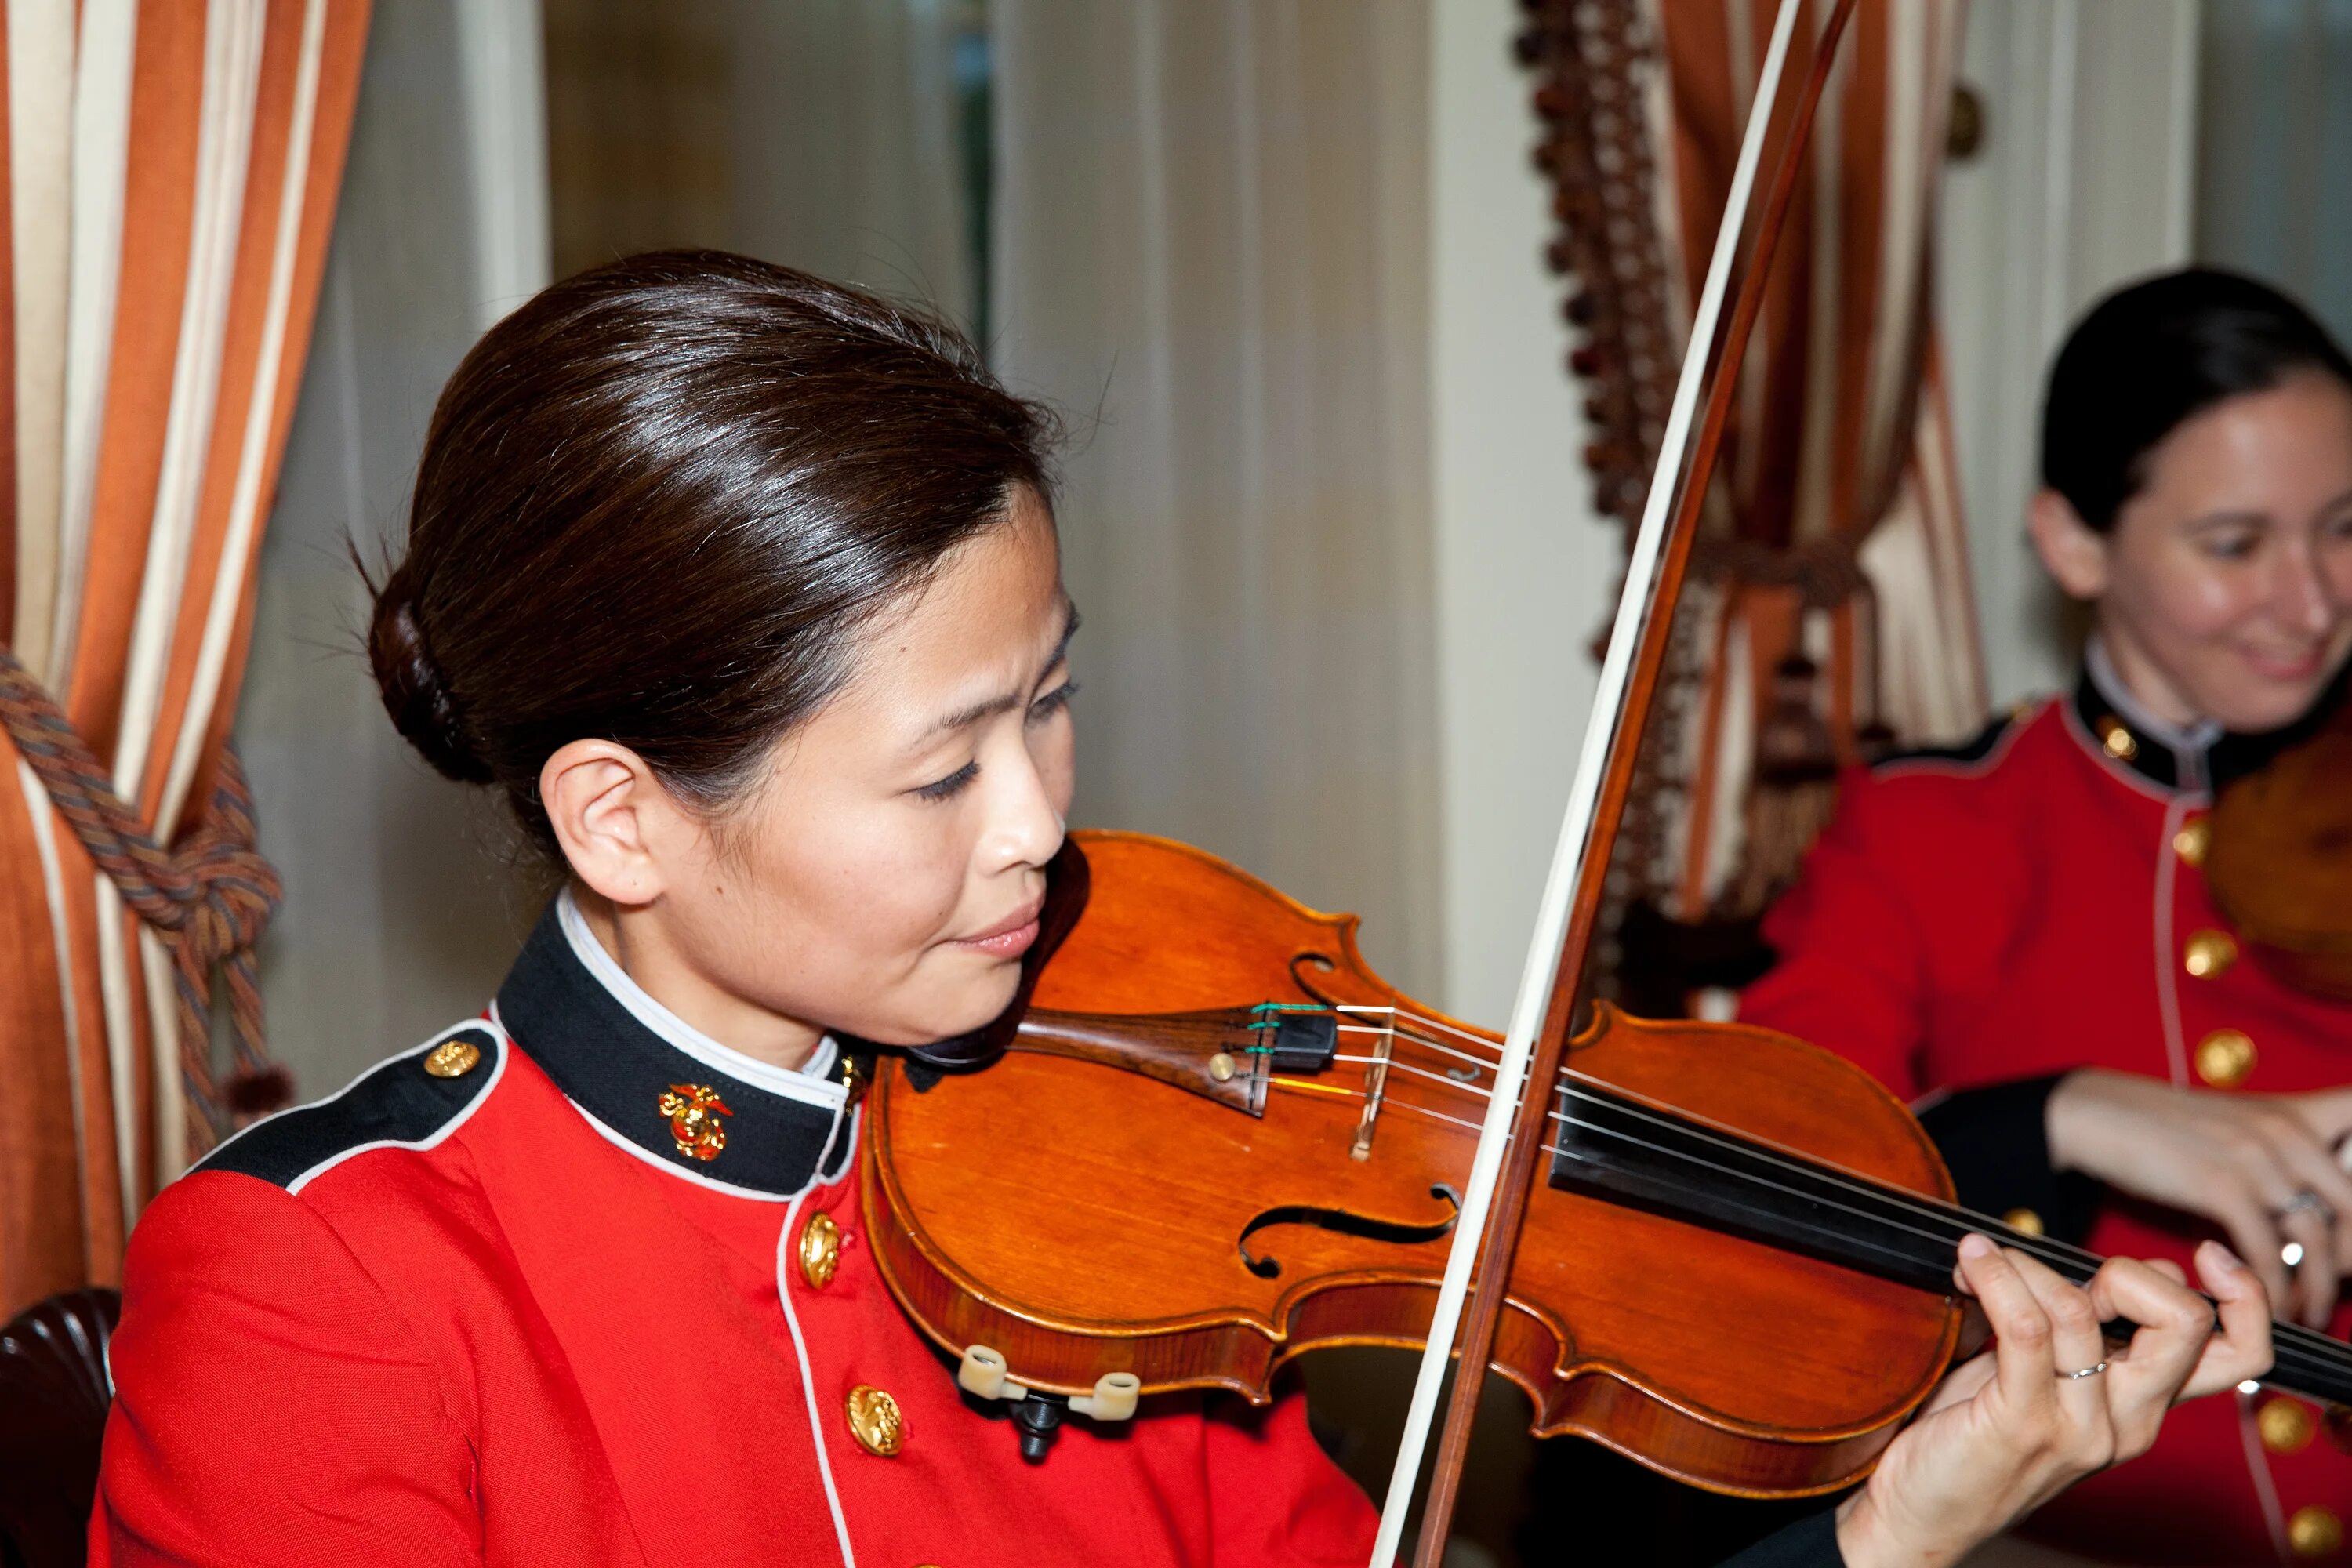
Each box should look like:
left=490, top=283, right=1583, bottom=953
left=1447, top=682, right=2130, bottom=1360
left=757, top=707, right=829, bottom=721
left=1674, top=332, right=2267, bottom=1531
left=92, top=253, right=2269, bottom=1568
left=1747, top=268, right=2352, bottom=1564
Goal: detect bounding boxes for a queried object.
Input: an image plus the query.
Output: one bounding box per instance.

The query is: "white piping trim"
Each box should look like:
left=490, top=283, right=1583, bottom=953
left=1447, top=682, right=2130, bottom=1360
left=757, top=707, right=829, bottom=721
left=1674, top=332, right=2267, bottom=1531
left=2085, top=640, right=2223, bottom=760
left=193, top=1018, right=510, bottom=1192
left=2153, top=796, right=2192, bottom=1089
left=554, top=888, right=845, bottom=1112
left=554, top=1093, right=861, bottom=1207
left=1869, top=699, right=2043, bottom=782
left=2058, top=695, right=2193, bottom=807
left=283, top=1021, right=510, bottom=1195
left=775, top=1188, right=858, bottom=1568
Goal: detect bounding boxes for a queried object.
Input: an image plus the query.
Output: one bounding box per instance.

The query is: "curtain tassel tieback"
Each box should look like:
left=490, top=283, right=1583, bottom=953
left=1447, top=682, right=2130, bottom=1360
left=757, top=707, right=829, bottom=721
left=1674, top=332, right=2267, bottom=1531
left=0, top=646, right=289, bottom=1156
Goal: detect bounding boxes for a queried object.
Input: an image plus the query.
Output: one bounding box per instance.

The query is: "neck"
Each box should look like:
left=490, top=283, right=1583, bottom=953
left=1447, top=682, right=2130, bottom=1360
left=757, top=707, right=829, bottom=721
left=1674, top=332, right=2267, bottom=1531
left=2090, top=619, right=2206, bottom=731
left=573, top=887, right=826, bottom=1073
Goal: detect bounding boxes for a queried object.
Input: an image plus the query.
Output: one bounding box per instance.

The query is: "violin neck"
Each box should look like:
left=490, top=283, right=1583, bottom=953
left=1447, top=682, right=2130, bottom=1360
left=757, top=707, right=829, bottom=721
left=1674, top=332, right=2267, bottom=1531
left=1547, top=1080, right=2352, bottom=1410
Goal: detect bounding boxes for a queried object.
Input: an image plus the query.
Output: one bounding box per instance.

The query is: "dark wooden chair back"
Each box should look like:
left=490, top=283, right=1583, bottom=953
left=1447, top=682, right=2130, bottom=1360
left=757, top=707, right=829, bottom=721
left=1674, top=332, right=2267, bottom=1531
left=0, top=1289, right=118, bottom=1568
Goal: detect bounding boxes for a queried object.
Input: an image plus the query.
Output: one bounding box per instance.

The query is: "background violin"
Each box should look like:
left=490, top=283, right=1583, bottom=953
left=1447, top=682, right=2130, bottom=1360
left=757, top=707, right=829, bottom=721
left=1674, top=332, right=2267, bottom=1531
left=2207, top=685, right=2352, bottom=1001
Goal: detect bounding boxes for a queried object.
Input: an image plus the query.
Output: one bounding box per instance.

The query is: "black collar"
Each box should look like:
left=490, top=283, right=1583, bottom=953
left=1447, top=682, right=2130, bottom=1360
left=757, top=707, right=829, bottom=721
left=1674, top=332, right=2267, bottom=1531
left=495, top=898, right=862, bottom=1199
left=2070, top=657, right=2350, bottom=797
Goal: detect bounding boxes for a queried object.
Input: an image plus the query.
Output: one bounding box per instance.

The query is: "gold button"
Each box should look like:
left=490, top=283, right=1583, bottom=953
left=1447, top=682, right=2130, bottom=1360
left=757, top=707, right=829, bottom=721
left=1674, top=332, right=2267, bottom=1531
left=2173, top=817, right=2211, bottom=866
left=845, top=1385, right=904, bottom=1456
left=423, top=1037, right=481, bottom=1078
left=2263, top=1396, right=2318, bottom=1455
left=2196, top=1029, right=2257, bottom=1088
left=799, top=1212, right=842, bottom=1290
left=2290, top=1504, right=2343, bottom=1559
left=2002, top=1208, right=2045, bottom=1237
left=2185, top=929, right=2239, bottom=980
left=2097, top=717, right=2139, bottom=761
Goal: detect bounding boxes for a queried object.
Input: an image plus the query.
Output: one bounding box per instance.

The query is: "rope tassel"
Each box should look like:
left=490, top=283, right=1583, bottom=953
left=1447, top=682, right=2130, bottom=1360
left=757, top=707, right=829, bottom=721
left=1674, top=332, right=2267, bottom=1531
left=0, top=646, right=289, bottom=1158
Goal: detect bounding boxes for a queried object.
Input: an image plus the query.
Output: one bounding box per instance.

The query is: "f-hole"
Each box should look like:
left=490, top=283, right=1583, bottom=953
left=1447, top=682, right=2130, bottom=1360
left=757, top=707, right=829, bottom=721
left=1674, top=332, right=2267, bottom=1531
left=1238, top=1185, right=1461, bottom=1279
left=1287, top=950, right=1341, bottom=1009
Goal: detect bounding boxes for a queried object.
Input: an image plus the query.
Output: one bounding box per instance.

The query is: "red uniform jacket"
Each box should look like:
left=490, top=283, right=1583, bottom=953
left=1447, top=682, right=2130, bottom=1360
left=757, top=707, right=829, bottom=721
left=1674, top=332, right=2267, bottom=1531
left=1744, top=659, right=2352, bottom=1566
left=92, top=892, right=1378, bottom=1566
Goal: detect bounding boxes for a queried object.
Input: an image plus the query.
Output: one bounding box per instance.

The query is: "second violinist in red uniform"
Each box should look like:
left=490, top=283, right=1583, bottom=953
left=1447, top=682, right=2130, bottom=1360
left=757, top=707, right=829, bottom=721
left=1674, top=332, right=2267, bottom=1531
left=1748, top=269, right=2352, bottom=1566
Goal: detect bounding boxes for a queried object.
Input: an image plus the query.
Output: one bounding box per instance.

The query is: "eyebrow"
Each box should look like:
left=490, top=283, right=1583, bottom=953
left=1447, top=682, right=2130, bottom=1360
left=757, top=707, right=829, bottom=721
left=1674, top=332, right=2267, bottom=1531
left=913, top=601, right=1081, bottom=744
left=2184, top=488, right=2352, bottom=531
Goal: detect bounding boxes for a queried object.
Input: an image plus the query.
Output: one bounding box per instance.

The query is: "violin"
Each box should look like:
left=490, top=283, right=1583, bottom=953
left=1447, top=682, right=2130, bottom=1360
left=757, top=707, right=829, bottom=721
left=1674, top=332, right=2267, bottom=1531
left=865, top=830, right=2352, bottom=1485
left=865, top=0, right=2352, bottom=1559
left=2206, top=688, right=2352, bottom=1001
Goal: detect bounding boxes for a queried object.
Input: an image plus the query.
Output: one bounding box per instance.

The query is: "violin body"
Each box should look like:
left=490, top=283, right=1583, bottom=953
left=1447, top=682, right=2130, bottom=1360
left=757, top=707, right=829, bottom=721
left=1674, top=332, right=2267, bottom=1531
left=2208, top=705, right=2352, bottom=1001
left=867, top=831, right=1958, bottom=1496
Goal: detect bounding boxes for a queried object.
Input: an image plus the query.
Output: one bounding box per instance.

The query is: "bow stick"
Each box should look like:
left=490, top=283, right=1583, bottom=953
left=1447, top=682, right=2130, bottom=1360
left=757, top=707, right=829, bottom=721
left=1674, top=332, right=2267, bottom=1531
left=1371, top=0, right=1864, bottom=1559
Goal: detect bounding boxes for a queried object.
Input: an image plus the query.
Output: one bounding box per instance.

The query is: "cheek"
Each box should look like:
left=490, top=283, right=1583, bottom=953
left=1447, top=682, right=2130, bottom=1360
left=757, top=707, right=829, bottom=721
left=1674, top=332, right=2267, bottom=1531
left=1036, top=718, right=1076, bottom=818
left=789, top=811, right=970, bottom=957
left=705, top=806, right=973, bottom=1000
left=2120, top=544, right=2258, bottom=642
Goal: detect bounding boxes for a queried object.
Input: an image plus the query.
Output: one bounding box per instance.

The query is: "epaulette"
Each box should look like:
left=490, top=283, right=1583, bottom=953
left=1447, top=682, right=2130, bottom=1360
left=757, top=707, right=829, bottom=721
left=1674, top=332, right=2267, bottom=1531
left=1868, top=702, right=2035, bottom=775
left=194, top=1022, right=505, bottom=1194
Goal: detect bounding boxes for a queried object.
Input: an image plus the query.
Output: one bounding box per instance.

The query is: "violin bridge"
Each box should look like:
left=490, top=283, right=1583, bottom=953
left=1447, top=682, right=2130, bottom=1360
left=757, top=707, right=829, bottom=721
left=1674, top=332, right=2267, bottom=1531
left=1352, top=1014, right=1395, bottom=1160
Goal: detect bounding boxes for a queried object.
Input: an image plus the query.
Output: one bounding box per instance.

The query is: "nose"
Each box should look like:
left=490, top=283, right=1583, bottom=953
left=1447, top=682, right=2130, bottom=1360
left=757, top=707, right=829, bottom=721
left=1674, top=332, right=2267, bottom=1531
left=2274, top=533, right=2344, bottom=637
left=976, top=737, right=1065, bottom=875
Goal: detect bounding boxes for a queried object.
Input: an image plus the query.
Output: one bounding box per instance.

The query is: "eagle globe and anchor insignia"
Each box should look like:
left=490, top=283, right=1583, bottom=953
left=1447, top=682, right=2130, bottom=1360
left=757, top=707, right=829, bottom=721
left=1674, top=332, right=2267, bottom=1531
left=657, top=1083, right=734, bottom=1162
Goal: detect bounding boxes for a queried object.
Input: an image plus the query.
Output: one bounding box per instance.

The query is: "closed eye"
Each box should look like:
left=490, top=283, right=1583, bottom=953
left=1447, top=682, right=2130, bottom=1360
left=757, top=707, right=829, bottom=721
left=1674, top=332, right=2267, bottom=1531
left=1029, top=681, right=1080, bottom=723
left=2197, top=524, right=2263, bottom=562
left=913, top=761, right=978, bottom=802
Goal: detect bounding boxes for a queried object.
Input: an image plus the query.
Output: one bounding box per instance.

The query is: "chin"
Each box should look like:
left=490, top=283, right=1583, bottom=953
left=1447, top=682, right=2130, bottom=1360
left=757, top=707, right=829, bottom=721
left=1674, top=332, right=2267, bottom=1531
left=2205, top=678, right=2331, bottom=734
left=869, top=971, right=1026, bottom=1049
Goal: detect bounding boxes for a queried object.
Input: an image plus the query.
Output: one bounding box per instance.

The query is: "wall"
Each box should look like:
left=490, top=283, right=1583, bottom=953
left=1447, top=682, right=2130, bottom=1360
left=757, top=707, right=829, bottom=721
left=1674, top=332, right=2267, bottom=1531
left=1428, top=0, right=1615, bottom=1029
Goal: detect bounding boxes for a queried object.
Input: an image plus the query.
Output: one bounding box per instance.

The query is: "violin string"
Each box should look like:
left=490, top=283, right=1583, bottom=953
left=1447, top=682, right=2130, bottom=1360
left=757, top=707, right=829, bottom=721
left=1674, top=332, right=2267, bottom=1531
left=1331, top=1054, right=1490, bottom=1093
left=1532, top=1102, right=2352, bottom=1383
left=1282, top=1037, right=2352, bottom=1379
left=1334, top=1022, right=1497, bottom=1074
left=1342, top=1018, right=2129, bottom=1285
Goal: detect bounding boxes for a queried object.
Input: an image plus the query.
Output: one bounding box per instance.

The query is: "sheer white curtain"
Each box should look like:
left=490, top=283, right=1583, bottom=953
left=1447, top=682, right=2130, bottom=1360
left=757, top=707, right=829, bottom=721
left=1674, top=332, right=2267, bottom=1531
left=992, top=0, right=1441, bottom=995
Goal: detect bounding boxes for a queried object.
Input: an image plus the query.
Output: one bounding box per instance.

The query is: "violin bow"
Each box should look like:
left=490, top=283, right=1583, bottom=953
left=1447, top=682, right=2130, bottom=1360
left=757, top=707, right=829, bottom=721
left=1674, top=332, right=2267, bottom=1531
left=1370, top=0, right=1865, bottom=1560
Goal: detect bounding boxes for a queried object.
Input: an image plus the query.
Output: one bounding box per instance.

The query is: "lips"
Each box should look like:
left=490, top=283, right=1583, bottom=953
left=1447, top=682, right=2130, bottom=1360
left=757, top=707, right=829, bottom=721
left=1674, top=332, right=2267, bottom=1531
left=953, top=898, right=1045, bottom=959
left=2241, top=644, right=2330, bottom=682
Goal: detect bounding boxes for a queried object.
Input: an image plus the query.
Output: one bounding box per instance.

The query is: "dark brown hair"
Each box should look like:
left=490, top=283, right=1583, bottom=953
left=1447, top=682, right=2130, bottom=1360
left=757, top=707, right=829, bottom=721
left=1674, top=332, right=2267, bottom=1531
left=367, top=250, right=1059, bottom=855
left=2043, top=268, right=2352, bottom=532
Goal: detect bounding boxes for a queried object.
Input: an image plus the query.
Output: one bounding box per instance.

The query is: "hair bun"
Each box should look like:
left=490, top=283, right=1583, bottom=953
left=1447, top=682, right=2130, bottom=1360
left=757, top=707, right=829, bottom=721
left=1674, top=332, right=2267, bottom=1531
left=368, top=570, right=494, bottom=784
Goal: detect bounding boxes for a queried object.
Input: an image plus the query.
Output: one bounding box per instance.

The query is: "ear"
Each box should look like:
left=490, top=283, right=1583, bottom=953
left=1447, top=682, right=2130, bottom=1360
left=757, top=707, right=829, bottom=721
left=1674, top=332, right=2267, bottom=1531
left=2027, top=488, right=2112, bottom=601
left=541, top=739, right=692, bottom=909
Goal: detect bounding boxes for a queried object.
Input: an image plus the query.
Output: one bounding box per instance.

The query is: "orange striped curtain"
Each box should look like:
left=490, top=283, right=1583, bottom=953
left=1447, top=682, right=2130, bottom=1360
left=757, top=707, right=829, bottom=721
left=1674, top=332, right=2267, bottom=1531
left=0, top=0, right=368, bottom=1314
left=1524, top=0, right=1984, bottom=921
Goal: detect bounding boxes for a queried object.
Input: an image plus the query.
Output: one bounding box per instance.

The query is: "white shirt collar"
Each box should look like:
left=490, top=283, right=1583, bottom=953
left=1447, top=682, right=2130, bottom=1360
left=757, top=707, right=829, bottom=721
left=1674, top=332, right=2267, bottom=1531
left=554, top=886, right=845, bottom=1111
